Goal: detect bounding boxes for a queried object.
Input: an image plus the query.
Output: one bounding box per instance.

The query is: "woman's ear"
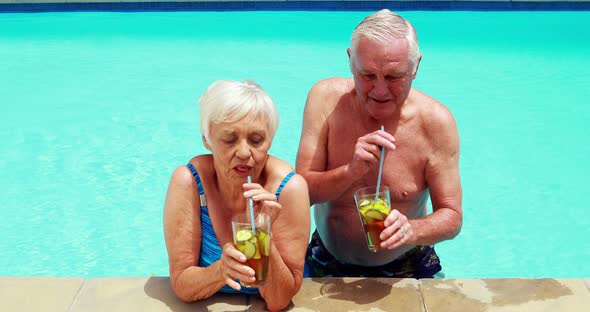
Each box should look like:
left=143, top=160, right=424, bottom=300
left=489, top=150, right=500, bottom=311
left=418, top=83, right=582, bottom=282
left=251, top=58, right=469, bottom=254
left=202, top=135, right=211, bottom=151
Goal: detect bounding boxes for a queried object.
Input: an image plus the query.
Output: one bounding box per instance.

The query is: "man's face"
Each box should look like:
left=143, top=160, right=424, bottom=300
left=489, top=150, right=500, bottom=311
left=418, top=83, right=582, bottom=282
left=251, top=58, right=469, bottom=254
left=349, top=36, right=416, bottom=120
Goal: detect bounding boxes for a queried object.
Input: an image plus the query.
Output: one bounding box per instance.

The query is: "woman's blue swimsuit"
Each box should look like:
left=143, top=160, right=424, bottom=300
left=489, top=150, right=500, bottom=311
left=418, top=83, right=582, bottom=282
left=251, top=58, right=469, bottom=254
left=186, top=163, right=295, bottom=294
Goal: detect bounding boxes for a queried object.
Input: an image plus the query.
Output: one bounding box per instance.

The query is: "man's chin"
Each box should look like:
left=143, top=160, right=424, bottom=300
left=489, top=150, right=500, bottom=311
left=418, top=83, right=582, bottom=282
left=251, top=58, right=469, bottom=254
left=368, top=107, right=395, bottom=120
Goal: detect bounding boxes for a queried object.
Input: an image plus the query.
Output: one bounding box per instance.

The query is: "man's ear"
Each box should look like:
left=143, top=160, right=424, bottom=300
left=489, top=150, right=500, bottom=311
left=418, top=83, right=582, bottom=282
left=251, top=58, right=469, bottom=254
left=202, top=135, right=211, bottom=151
left=412, top=55, right=422, bottom=79
left=347, top=48, right=353, bottom=73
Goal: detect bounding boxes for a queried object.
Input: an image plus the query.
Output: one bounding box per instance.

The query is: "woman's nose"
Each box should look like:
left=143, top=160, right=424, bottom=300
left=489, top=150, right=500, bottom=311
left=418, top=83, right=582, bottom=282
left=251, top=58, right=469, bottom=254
left=236, top=141, right=251, bottom=159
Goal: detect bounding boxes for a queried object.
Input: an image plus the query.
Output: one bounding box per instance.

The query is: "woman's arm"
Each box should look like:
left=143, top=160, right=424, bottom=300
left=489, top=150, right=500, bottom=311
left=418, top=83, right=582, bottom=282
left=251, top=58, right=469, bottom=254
left=259, top=174, right=311, bottom=311
left=163, top=166, right=228, bottom=302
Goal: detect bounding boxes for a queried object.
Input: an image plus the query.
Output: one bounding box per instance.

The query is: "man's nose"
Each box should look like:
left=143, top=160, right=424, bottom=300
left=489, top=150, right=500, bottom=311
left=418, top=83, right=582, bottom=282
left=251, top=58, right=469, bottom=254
left=372, top=79, right=389, bottom=97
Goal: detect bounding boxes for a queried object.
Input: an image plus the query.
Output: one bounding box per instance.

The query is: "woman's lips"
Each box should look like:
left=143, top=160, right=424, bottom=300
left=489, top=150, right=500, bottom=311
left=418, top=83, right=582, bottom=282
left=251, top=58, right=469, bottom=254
left=234, top=165, right=252, bottom=175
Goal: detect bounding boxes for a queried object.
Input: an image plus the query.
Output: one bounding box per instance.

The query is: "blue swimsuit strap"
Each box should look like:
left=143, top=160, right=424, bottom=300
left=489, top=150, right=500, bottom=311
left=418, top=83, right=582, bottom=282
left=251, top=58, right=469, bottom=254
left=275, top=171, right=296, bottom=201
left=187, top=163, right=207, bottom=208
left=187, top=164, right=295, bottom=203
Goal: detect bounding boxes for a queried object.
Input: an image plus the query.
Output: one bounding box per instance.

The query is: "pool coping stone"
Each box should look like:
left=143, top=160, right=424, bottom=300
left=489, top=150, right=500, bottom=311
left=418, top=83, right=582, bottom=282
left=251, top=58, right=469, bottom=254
left=1, top=276, right=589, bottom=311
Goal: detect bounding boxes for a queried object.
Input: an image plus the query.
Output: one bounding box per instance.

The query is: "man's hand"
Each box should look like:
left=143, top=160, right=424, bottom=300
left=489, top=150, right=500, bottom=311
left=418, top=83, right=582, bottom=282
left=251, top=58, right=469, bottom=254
left=349, top=129, right=397, bottom=177
left=380, top=209, right=414, bottom=250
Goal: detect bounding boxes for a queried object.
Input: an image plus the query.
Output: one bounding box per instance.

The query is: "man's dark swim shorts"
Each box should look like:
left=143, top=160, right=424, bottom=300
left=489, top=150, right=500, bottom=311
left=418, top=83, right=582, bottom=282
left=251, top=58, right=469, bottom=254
left=304, top=230, right=442, bottom=278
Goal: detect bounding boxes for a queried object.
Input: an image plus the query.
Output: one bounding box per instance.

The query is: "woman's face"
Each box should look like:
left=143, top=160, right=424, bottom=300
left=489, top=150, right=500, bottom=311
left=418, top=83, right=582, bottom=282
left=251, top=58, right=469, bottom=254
left=206, top=115, right=271, bottom=183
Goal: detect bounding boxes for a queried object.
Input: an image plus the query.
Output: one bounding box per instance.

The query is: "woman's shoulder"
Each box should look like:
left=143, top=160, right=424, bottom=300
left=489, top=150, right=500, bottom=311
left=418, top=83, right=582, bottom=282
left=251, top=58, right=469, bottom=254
left=169, top=155, right=213, bottom=188
left=265, top=156, right=308, bottom=195
left=265, top=156, right=294, bottom=177
left=187, top=154, right=214, bottom=174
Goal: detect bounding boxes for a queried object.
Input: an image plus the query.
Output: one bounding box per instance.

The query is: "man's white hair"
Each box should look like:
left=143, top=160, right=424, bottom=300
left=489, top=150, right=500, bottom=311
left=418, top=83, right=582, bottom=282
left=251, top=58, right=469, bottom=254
left=350, top=9, right=421, bottom=73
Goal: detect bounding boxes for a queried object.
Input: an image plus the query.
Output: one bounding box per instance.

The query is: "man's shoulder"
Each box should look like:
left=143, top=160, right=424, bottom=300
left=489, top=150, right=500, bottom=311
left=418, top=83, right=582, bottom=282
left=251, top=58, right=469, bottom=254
left=306, top=77, right=354, bottom=114
left=410, top=89, right=459, bottom=144
left=411, top=89, right=455, bottom=124
left=310, top=77, right=354, bottom=95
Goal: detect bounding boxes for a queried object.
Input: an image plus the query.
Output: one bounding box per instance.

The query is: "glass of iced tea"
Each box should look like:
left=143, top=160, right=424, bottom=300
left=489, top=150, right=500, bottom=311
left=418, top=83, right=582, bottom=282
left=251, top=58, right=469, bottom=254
left=231, top=213, right=271, bottom=287
left=354, top=185, right=391, bottom=252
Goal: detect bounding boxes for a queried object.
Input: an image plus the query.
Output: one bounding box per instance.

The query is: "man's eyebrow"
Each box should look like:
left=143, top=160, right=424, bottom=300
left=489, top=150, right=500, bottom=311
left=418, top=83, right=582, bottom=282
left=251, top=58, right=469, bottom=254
left=386, top=69, right=411, bottom=76
left=249, top=129, right=267, bottom=136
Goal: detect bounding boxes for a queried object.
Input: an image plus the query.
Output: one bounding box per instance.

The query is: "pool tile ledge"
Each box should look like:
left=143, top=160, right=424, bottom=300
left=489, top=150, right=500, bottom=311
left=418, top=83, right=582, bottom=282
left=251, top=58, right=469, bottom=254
left=1, top=276, right=589, bottom=311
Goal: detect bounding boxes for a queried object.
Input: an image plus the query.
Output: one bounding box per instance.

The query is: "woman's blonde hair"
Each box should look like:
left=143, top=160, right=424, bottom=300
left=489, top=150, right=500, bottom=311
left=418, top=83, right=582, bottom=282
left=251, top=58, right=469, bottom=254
left=199, top=80, right=278, bottom=143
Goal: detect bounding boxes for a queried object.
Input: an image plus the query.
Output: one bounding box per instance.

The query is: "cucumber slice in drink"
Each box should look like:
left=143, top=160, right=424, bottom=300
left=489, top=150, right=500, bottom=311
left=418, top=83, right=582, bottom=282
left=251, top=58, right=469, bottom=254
left=364, top=209, right=386, bottom=221
left=235, top=229, right=253, bottom=242
left=238, top=241, right=257, bottom=260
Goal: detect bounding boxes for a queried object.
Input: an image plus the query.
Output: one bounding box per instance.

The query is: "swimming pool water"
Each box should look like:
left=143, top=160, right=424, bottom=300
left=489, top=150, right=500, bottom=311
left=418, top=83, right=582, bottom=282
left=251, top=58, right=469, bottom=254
left=1, top=11, right=589, bottom=278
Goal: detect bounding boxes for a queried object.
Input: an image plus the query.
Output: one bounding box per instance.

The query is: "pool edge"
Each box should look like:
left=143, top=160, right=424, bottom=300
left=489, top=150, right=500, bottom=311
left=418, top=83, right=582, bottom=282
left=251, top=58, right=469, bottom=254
left=2, top=1, right=590, bottom=13
left=1, top=276, right=589, bottom=311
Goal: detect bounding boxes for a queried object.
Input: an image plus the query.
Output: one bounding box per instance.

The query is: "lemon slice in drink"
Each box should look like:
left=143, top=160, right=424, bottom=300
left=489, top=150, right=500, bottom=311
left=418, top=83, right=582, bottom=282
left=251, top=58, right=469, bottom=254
left=359, top=199, right=371, bottom=208
left=253, top=243, right=262, bottom=260
left=372, top=203, right=389, bottom=214
left=364, top=209, right=386, bottom=221
left=237, top=241, right=257, bottom=260
left=258, top=231, right=270, bottom=256
left=235, top=229, right=253, bottom=242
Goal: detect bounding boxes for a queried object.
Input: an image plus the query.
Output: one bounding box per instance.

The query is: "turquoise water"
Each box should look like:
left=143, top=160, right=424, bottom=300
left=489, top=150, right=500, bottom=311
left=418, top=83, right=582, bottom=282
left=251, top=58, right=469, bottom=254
left=1, top=11, right=589, bottom=278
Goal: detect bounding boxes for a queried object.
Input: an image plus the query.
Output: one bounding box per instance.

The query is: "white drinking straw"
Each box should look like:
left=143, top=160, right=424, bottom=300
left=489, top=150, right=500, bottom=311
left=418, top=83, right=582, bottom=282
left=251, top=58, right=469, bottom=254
left=247, top=176, right=256, bottom=232
left=375, top=125, right=386, bottom=199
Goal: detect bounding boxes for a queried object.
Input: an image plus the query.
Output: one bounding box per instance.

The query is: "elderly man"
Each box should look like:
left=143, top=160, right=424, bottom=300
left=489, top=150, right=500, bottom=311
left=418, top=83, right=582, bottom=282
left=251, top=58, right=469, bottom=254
left=297, top=9, right=462, bottom=278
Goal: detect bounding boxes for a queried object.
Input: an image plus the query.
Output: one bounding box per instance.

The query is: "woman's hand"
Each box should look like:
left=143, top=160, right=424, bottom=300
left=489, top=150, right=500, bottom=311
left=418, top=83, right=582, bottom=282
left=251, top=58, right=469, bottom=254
left=243, top=182, right=282, bottom=223
left=220, top=243, right=256, bottom=290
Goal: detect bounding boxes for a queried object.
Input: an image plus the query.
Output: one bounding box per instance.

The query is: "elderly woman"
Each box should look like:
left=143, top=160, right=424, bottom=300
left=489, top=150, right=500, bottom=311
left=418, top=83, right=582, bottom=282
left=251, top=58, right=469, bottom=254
left=163, top=80, right=310, bottom=311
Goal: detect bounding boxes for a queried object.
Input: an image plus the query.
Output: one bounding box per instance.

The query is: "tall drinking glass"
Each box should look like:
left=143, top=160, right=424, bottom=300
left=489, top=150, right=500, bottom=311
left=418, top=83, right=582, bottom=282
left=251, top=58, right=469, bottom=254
left=354, top=185, right=391, bottom=252
left=231, top=213, right=271, bottom=287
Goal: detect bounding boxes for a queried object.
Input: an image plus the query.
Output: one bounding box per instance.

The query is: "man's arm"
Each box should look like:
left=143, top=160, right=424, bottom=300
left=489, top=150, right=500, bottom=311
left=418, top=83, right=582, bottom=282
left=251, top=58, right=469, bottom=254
left=411, top=104, right=463, bottom=245
left=297, top=79, right=398, bottom=205
left=296, top=80, right=358, bottom=204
